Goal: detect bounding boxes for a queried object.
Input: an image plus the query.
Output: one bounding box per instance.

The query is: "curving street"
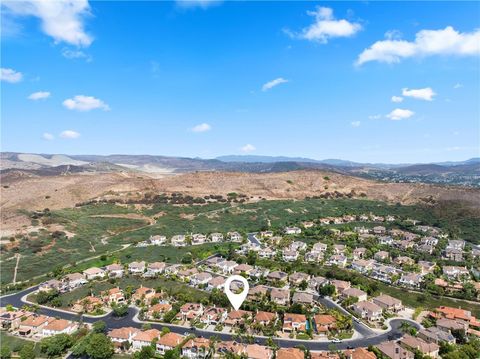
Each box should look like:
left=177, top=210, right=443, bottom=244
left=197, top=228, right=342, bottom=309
left=0, top=285, right=421, bottom=351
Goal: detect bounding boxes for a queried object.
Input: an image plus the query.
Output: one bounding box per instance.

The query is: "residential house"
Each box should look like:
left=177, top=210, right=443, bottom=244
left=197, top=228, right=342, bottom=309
left=227, top=232, right=242, bottom=242
left=436, top=318, right=467, bottom=332
left=276, top=348, right=304, bottom=359
left=72, top=296, right=103, bottom=313
left=209, top=233, right=224, bottom=242
left=217, top=260, right=238, bottom=274
left=374, top=251, right=389, bottom=262
left=292, top=292, right=314, bottom=306
left=192, top=233, right=207, bottom=245
left=245, top=344, right=273, bottom=359
left=156, top=332, right=184, bottom=354
left=177, top=303, right=204, bottom=322
left=216, top=341, right=245, bottom=357
left=313, top=314, right=337, bottom=335
left=418, top=261, right=435, bottom=275
left=260, top=231, right=273, bottom=238
left=443, top=266, right=470, bottom=280
left=313, top=242, right=328, bottom=253
left=376, top=341, right=414, bottom=359
left=234, top=264, right=254, bottom=275
left=101, top=287, right=125, bottom=305
left=146, top=303, right=173, bottom=320
left=351, top=259, right=375, bottom=274
left=447, top=239, right=465, bottom=251
left=394, top=256, right=415, bottom=266
left=224, top=310, right=252, bottom=327
left=17, top=315, right=51, bottom=336
left=131, top=329, right=161, bottom=351
left=108, top=327, right=140, bottom=350
left=190, top=272, right=213, bottom=287
left=400, top=335, right=439, bottom=358
left=38, top=279, right=64, bottom=293
left=0, top=309, right=33, bottom=330
left=283, top=249, right=299, bottom=262
left=259, top=247, right=275, bottom=259
left=346, top=348, right=377, bottom=359
left=333, top=244, right=346, bottom=254
left=342, top=287, right=368, bottom=302
left=418, top=327, right=456, bottom=345
left=128, top=261, right=146, bottom=275
left=289, top=272, right=310, bottom=286
left=352, top=301, right=383, bottom=322
left=146, top=262, right=166, bottom=276
left=182, top=337, right=211, bottom=359
left=270, top=288, right=290, bottom=306
left=42, top=319, right=77, bottom=337
left=171, top=235, right=186, bottom=247
left=309, top=276, right=329, bottom=292
left=372, top=295, right=403, bottom=313
left=328, top=254, right=347, bottom=267
left=373, top=226, right=386, bottom=235
left=305, top=250, right=324, bottom=262
left=283, top=313, right=307, bottom=333
left=284, top=226, right=301, bottom=235
left=105, top=263, right=124, bottom=278
left=434, top=306, right=472, bottom=323
left=330, top=279, right=351, bottom=295
left=249, top=267, right=268, bottom=279
left=254, top=311, right=277, bottom=326
left=291, top=241, right=307, bottom=251
left=398, top=273, right=423, bottom=288
left=200, top=306, right=227, bottom=326
left=149, top=235, right=167, bottom=245
left=83, top=267, right=105, bottom=280
left=353, top=248, right=367, bottom=260
left=443, top=248, right=464, bottom=262
left=248, top=285, right=269, bottom=301
left=178, top=268, right=199, bottom=281
left=371, top=264, right=399, bottom=283
left=63, top=272, right=86, bottom=290
left=378, top=236, right=394, bottom=246
left=266, top=271, right=288, bottom=283
left=207, top=276, right=226, bottom=291
left=132, top=286, right=156, bottom=304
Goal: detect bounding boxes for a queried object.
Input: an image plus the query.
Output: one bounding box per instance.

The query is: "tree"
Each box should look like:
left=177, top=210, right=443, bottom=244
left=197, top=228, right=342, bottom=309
left=85, top=333, right=114, bottom=359
left=133, top=345, right=155, bottom=359
left=0, top=346, right=11, bottom=359
left=112, top=304, right=129, bottom=317
left=40, top=334, right=73, bottom=357
left=19, top=343, right=35, bottom=359
left=318, top=284, right=335, bottom=297
left=92, top=320, right=107, bottom=333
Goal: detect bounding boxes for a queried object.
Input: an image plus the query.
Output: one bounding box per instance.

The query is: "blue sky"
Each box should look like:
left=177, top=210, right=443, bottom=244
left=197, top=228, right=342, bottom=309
left=1, top=0, right=479, bottom=163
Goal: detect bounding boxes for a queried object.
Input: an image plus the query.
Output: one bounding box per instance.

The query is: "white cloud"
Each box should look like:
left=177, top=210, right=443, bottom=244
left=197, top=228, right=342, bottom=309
left=191, top=123, right=211, bottom=133
left=368, top=114, right=382, bottom=120
left=42, top=132, right=54, bottom=140
left=240, top=144, right=256, bottom=153
left=63, top=95, right=110, bottom=111
left=60, top=130, right=80, bottom=139
left=453, top=83, right=463, bottom=89
left=28, top=91, right=51, bottom=100
left=62, top=48, right=92, bottom=61
left=391, top=96, right=403, bottom=103
left=176, top=0, right=222, bottom=9
left=356, top=26, right=480, bottom=66
left=351, top=121, right=361, bottom=127
left=402, top=87, right=436, bottom=101
left=386, top=108, right=414, bottom=121
left=287, top=6, right=362, bottom=43
left=262, top=77, right=288, bottom=91
left=1, top=67, right=23, bottom=83
left=3, top=0, right=93, bottom=47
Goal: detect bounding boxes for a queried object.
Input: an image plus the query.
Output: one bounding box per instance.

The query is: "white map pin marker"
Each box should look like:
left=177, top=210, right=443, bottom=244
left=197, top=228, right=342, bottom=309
left=224, top=275, right=249, bottom=310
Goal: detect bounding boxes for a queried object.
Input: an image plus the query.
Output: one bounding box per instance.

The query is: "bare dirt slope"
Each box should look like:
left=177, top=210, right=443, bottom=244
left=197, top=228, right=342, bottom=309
left=1, top=170, right=479, bottom=235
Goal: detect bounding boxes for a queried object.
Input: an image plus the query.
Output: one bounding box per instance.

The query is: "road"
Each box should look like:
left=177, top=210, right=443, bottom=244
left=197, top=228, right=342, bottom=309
left=247, top=233, right=261, bottom=246
left=0, top=286, right=421, bottom=351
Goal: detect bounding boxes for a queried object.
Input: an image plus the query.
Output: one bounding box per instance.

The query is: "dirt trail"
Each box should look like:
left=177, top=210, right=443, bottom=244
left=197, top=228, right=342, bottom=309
left=12, top=254, right=20, bottom=284
left=89, top=213, right=155, bottom=225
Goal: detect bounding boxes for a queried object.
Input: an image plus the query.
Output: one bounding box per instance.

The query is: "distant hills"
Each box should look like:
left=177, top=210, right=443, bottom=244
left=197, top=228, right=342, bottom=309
left=1, top=152, right=479, bottom=187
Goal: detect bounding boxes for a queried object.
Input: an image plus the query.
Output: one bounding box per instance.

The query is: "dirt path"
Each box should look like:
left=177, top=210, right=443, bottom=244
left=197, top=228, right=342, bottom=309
left=89, top=213, right=155, bottom=225
left=12, top=254, right=20, bottom=284
left=89, top=241, right=96, bottom=252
